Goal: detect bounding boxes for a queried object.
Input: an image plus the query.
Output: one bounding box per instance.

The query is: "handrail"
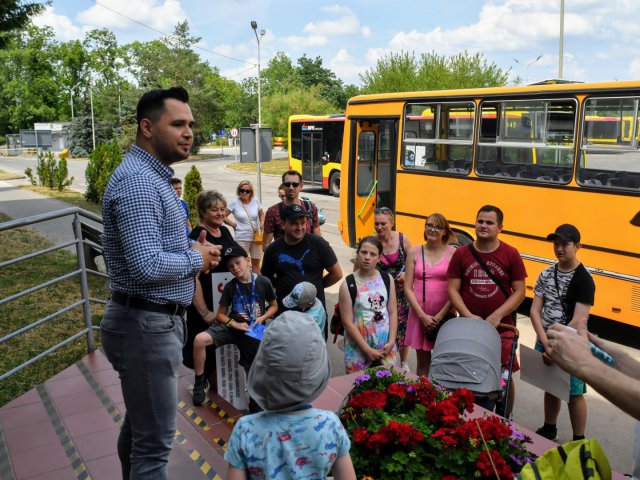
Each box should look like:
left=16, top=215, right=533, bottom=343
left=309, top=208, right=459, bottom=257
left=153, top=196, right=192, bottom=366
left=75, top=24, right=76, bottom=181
left=0, top=207, right=105, bottom=382
left=357, top=179, right=378, bottom=218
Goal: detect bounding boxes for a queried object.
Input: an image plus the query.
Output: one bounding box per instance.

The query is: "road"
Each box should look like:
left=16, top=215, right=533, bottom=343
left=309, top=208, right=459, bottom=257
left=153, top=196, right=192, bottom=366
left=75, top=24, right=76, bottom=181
left=0, top=152, right=637, bottom=474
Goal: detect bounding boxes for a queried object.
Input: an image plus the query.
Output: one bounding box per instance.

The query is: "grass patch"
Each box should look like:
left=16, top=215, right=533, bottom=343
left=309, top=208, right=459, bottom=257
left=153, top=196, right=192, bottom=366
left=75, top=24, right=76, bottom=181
left=0, top=212, right=108, bottom=406
left=23, top=186, right=102, bottom=216
left=226, top=158, right=290, bottom=176
left=0, top=170, right=24, bottom=180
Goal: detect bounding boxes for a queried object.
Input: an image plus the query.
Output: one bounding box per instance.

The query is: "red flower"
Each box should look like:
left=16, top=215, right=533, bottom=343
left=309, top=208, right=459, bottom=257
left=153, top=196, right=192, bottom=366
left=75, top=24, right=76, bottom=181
left=475, top=416, right=512, bottom=441
left=476, top=449, right=514, bottom=479
left=347, top=390, right=388, bottom=411
left=426, top=399, right=461, bottom=426
left=450, top=388, right=475, bottom=413
left=367, top=431, right=388, bottom=449
left=352, top=427, right=369, bottom=445
left=431, top=427, right=459, bottom=448
left=386, top=383, right=407, bottom=398
left=442, top=476, right=458, bottom=480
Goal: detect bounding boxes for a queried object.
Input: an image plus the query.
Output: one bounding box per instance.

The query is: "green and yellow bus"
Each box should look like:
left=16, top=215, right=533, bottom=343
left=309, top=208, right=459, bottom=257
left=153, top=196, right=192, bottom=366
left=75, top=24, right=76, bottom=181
left=288, top=114, right=345, bottom=196
left=338, top=81, right=640, bottom=328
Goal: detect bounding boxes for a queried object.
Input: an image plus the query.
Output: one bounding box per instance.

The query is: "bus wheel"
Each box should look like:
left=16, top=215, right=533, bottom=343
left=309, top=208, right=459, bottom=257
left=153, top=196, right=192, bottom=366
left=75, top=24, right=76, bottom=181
left=329, top=171, right=340, bottom=197
left=454, top=230, right=473, bottom=247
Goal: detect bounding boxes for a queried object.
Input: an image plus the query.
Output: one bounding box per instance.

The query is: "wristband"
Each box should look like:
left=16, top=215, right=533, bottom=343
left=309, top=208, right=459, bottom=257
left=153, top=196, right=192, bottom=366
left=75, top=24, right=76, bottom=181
left=226, top=318, right=233, bottom=326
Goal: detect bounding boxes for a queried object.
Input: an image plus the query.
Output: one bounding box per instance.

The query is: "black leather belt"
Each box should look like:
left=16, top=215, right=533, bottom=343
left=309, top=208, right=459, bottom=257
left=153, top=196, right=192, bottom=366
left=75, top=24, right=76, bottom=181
left=111, top=291, right=187, bottom=316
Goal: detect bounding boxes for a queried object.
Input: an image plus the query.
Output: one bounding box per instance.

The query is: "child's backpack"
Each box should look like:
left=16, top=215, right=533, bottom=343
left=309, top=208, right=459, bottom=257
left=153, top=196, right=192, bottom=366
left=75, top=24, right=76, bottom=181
left=516, top=438, right=611, bottom=480
left=330, top=271, right=391, bottom=343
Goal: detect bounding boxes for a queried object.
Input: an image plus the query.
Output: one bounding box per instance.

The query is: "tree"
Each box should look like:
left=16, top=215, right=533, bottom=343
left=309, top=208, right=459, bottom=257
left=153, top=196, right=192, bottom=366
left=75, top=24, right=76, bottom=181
left=85, top=139, right=123, bottom=203
left=360, top=51, right=509, bottom=93
left=0, top=0, right=47, bottom=50
left=297, top=54, right=346, bottom=109
left=183, top=165, right=202, bottom=223
left=261, top=52, right=300, bottom=96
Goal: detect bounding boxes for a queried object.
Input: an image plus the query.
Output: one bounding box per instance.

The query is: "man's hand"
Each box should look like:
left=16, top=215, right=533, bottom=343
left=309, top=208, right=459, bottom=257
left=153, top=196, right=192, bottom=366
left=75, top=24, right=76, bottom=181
left=192, top=230, right=221, bottom=272
left=230, top=320, right=250, bottom=332
left=546, top=318, right=593, bottom=377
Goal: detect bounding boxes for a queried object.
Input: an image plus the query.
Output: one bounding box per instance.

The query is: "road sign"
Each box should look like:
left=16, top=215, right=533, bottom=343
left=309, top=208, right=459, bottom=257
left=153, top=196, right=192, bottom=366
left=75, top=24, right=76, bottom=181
left=230, top=128, right=239, bottom=138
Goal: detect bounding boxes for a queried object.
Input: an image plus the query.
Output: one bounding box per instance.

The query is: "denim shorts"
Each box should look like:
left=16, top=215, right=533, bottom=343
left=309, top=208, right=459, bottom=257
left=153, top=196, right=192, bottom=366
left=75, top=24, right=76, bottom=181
left=535, top=340, right=587, bottom=396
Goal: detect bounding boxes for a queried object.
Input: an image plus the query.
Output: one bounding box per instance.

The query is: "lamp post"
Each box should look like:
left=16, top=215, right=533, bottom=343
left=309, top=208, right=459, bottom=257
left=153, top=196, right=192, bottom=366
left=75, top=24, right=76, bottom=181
left=514, top=55, right=543, bottom=84
left=251, top=20, right=266, bottom=203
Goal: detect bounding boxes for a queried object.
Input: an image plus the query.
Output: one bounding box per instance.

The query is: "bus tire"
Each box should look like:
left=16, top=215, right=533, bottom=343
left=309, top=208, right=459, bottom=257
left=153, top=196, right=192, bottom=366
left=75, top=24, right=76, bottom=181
left=329, top=171, right=340, bottom=197
left=454, top=230, right=473, bottom=247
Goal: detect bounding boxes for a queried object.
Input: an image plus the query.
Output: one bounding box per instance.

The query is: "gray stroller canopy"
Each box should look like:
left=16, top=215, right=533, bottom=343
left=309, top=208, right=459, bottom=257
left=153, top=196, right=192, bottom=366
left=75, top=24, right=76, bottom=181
left=428, top=317, right=502, bottom=395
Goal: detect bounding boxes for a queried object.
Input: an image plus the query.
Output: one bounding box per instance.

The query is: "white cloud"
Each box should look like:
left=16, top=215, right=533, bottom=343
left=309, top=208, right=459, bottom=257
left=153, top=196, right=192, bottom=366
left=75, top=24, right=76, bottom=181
left=329, top=48, right=366, bottom=82
left=281, top=35, right=328, bottom=49
left=32, top=6, right=85, bottom=41
left=303, top=4, right=370, bottom=39
left=76, top=0, right=187, bottom=33
left=627, top=59, right=640, bottom=79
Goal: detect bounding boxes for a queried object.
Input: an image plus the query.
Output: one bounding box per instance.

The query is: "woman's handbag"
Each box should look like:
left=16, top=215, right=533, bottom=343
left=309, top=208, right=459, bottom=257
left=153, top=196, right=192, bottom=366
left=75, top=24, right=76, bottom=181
left=241, top=201, right=262, bottom=245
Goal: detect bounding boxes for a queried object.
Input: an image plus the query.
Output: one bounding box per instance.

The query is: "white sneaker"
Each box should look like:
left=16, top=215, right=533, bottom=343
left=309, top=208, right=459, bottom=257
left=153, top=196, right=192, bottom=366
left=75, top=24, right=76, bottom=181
left=401, top=362, right=410, bottom=372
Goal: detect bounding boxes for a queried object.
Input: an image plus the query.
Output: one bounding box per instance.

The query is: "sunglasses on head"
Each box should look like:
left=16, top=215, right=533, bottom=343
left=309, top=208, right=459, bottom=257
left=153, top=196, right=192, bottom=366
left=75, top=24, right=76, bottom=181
left=239, top=189, right=252, bottom=194
left=283, top=181, right=300, bottom=188
left=374, top=207, right=392, bottom=214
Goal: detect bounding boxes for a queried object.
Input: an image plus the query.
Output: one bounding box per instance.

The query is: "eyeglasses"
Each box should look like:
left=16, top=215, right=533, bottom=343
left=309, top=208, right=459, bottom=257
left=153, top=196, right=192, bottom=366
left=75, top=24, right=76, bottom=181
left=239, top=189, right=252, bottom=194
left=283, top=182, right=300, bottom=188
left=374, top=207, right=392, bottom=214
left=426, top=223, right=444, bottom=232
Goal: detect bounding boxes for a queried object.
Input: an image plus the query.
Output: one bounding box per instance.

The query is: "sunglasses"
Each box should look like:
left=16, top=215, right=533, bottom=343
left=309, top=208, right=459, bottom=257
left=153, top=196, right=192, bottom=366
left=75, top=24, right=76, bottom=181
left=374, top=207, right=392, bottom=214
left=283, top=182, right=300, bottom=188
left=239, top=189, right=252, bottom=194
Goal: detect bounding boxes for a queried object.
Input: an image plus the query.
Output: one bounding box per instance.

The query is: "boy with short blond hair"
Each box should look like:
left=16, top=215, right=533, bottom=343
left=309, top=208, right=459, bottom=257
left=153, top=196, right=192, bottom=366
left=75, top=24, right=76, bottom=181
left=530, top=223, right=595, bottom=441
left=192, top=244, right=277, bottom=406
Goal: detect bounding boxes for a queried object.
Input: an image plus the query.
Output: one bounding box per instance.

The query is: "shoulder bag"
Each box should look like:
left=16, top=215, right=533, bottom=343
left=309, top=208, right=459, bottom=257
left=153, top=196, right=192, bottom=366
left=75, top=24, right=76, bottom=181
left=241, top=201, right=263, bottom=245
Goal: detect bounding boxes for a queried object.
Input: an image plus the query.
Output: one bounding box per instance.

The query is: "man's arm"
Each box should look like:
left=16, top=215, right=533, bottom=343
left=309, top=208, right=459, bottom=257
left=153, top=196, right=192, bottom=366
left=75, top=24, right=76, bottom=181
left=323, top=261, right=343, bottom=289
left=447, top=277, right=480, bottom=319
left=311, top=203, right=322, bottom=237
left=547, top=318, right=640, bottom=420
left=261, top=232, right=273, bottom=252
left=485, top=279, right=525, bottom=327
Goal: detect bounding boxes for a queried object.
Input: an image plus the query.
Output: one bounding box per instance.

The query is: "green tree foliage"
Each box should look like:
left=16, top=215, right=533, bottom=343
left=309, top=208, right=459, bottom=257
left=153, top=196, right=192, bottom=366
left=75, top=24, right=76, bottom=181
left=0, top=0, right=47, bottom=50
left=84, top=139, right=123, bottom=204
left=68, top=115, right=94, bottom=157
left=24, top=151, right=74, bottom=191
left=263, top=85, right=337, bottom=137
left=297, top=54, right=348, bottom=108
left=262, top=52, right=301, bottom=96
left=360, top=51, right=509, bottom=93
left=183, top=165, right=202, bottom=224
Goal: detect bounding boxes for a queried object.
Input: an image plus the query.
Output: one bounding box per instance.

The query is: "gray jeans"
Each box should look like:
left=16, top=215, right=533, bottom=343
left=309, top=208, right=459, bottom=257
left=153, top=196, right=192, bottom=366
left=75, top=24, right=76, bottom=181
left=101, top=301, right=185, bottom=480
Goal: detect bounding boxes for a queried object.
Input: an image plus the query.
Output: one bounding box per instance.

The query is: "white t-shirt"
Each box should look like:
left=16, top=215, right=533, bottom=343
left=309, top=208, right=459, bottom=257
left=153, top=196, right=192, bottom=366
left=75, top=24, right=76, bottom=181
left=228, top=197, right=262, bottom=241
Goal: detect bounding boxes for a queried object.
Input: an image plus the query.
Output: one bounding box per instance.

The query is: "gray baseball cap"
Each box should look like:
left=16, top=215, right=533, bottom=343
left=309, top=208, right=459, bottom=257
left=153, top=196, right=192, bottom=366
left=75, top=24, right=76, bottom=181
left=282, top=282, right=317, bottom=309
left=248, top=311, right=331, bottom=412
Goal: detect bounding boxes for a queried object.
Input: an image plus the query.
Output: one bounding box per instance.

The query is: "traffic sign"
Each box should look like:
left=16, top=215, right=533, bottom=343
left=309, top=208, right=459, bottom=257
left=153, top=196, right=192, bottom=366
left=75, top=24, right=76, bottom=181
left=230, top=128, right=239, bottom=138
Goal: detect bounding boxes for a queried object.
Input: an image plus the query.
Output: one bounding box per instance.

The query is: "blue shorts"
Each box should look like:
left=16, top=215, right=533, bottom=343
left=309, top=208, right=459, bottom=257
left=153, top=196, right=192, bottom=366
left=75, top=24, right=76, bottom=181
left=535, top=341, right=587, bottom=396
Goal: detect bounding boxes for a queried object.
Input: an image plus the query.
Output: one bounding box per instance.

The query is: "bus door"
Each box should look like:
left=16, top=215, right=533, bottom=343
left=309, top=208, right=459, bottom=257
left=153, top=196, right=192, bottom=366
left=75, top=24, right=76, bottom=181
left=347, top=117, right=398, bottom=246
left=301, top=131, right=323, bottom=186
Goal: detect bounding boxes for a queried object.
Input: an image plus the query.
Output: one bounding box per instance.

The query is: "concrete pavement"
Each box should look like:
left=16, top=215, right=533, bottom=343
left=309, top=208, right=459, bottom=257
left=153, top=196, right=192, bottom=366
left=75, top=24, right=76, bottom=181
left=0, top=154, right=637, bottom=474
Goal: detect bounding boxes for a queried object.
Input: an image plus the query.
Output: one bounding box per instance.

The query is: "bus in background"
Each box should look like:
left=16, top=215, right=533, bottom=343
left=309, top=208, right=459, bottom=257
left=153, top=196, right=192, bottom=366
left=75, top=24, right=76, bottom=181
left=288, top=114, right=345, bottom=196
left=338, top=81, right=640, bottom=328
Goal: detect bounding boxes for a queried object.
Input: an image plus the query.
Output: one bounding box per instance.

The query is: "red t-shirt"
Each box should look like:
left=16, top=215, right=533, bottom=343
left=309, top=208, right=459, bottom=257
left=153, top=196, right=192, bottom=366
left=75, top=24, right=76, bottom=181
left=263, top=201, right=319, bottom=240
left=447, top=242, right=527, bottom=325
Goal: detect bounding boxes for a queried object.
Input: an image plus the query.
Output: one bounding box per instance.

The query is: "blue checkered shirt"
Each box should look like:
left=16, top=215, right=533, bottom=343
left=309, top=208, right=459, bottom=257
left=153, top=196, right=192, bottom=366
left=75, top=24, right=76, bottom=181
left=102, top=144, right=203, bottom=305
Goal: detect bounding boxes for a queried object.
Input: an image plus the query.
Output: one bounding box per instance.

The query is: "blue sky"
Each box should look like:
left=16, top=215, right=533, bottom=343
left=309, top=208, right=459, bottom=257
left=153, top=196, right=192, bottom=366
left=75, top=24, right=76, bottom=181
left=35, top=0, right=640, bottom=86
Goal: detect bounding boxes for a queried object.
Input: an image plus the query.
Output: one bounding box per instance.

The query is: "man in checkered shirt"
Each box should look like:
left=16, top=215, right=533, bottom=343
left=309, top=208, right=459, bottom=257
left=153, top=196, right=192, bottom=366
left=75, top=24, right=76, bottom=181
left=101, top=87, right=221, bottom=479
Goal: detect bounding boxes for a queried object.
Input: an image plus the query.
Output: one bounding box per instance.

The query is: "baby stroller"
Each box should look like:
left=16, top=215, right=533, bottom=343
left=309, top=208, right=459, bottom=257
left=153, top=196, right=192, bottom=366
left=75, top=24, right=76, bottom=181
left=428, top=317, right=519, bottom=418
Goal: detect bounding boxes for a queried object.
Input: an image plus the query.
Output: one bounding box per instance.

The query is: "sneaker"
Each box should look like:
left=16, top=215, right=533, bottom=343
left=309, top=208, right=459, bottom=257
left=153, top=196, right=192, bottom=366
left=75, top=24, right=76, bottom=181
left=401, top=362, right=410, bottom=372
left=193, top=376, right=210, bottom=406
left=535, top=425, right=558, bottom=441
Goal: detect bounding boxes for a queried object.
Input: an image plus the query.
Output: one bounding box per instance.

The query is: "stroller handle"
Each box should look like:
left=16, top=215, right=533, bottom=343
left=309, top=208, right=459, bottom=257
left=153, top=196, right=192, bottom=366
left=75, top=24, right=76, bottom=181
left=498, top=323, right=519, bottom=337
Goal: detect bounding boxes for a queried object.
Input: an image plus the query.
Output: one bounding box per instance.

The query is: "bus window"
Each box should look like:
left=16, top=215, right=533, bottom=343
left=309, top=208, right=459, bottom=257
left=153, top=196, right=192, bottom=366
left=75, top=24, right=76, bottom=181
left=403, top=102, right=474, bottom=174
left=357, top=131, right=376, bottom=196
left=477, top=99, right=576, bottom=183
left=580, top=97, right=640, bottom=189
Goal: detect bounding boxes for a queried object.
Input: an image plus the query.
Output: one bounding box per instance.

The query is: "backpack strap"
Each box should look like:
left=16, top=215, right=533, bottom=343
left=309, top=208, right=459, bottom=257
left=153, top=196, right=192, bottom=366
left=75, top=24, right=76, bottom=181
left=346, top=274, right=357, bottom=305
left=380, top=270, right=391, bottom=299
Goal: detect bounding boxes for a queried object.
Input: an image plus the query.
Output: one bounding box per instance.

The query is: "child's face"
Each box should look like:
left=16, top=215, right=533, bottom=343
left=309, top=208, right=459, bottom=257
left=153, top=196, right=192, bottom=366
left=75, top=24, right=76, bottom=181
left=173, top=183, right=183, bottom=197
left=298, top=300, right=314, bottom=311
left=227, top=256, right=251, bottom=277
left=553, top=239, right=580, bottom=263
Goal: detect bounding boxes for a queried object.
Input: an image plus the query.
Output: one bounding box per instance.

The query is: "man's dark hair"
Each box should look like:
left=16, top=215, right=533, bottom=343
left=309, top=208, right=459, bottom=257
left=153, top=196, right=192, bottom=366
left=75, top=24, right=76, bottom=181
left=281, top=170, right=303, bottom=183
left=477, top=204, right=504, bottom=224
left=170, top=177, right=182, bottom=185
left=136, top=87, right=189, bottom=130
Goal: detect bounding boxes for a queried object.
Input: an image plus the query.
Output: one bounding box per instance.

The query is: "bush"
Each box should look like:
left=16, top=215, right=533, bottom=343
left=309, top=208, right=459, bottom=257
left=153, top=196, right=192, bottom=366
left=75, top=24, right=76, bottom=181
left=84, top=139, right=123, bottom=204
left=24, top=151, right=74, bottom=191
left=183, top=165, right=203, bottom=224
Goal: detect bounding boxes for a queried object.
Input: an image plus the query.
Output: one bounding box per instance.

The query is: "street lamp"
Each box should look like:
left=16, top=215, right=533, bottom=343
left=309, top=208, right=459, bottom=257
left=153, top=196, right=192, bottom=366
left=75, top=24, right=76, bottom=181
left=513, top=55, right=543, bottom=84
left=251, top=20, right=266, bottom=203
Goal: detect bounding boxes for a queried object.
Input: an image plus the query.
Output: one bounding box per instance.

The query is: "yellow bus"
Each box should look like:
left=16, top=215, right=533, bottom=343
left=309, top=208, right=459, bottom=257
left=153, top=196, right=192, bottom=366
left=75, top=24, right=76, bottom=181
left=288, top=114, right=345, bottom=196
left=338, top=81, right=640, bottom=327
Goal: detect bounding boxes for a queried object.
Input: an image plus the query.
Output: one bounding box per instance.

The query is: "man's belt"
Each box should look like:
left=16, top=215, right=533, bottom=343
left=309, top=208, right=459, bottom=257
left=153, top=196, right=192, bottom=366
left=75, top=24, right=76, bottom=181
left=110, top=291, right=187, bottom=316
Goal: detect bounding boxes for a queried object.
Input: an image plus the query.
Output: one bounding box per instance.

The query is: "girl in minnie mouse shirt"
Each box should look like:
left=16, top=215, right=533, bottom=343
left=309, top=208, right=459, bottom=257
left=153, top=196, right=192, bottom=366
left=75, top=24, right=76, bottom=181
left=340, top=236, right=398, bottom=373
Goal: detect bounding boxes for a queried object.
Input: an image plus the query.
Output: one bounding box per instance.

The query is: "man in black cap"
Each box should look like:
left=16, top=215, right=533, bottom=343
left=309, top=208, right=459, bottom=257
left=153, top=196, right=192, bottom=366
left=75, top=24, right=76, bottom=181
left=261, top=204, right=342, bottom=320
left=530, top=223, right=595, bottom=441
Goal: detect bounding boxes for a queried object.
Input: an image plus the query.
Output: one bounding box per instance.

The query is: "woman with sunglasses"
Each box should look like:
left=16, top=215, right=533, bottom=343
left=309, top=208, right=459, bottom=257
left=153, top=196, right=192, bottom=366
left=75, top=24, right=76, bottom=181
left=340, top=236, right=397, bottom=373
left=373, top=207, right=412, bottom=371
left=404, top=214, right=457, bottom=376
left=226, top=180, right=264, bottom=273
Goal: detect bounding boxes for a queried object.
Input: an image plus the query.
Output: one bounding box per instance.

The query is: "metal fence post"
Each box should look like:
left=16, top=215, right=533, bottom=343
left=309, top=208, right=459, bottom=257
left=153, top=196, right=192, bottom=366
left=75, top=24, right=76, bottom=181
left=72, top=213, right=95, bottom=353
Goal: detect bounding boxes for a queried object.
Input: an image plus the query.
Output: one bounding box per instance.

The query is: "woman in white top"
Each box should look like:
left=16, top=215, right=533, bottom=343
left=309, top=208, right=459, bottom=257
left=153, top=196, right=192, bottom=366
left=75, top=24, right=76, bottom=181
left=226, top=180, right=265, bottom=273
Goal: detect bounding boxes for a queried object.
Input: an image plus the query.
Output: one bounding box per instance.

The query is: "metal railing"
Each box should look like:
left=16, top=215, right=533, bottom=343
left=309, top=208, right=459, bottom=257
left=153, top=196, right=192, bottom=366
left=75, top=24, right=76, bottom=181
left=0, top=207, right=106, bottom=381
